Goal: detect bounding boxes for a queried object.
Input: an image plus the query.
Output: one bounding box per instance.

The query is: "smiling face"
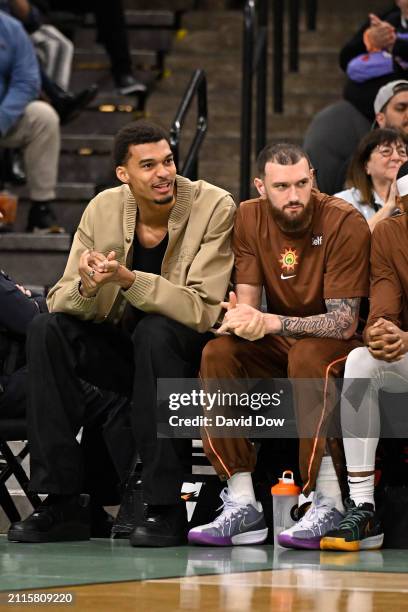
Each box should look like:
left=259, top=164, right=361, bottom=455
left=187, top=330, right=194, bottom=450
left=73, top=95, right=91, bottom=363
left=254, top=157, right=315, bottom=232
left=115, top=139, right=177, bottom=206
left=365, top=139, right=408, bottom=183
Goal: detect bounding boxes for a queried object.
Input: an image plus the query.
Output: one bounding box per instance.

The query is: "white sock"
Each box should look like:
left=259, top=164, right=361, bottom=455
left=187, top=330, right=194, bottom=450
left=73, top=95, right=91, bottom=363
left=298, top=491, right=314, bottom=510
left=315, top=455, right=344, bottom=513
left=348, top=474, right=375, bottom=508
left=227, top=472, right=256, bottom=505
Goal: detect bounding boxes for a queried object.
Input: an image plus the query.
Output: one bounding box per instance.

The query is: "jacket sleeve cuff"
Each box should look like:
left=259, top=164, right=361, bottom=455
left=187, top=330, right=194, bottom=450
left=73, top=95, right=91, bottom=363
left=68, top=280, right=98, bottom=312
left=122, top=271, right=154, bottom=306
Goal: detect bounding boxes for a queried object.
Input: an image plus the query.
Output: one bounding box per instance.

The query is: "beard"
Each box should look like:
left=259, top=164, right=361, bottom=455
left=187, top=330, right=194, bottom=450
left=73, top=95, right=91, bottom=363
left=153, top=194, right=174, bottom=205
left=268, top=198, right=314, bottom=233
left=400, top=194, right=408, bottom=214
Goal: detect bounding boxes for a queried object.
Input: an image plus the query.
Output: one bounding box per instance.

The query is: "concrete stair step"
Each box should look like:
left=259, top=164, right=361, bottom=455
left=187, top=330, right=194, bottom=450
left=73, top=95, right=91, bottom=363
left=61, top=106, right=143, bottom=135
left=69, top=68, right=155, bottom=99
left=180, top=6, right=385, bottom=31
left=73, top=27, right=173, bottom=53
left=123, top=0, right=196, bottom=10
left=0, top=234, right=71, bottom=287
left=58, top=84, right=338, bottom=139
left=58, top=153, right=112, bottom=183
left=11, top=183, right=95, bottom=233
left=13, top=199, right=89, bottom=235
left=83, top=9, right=176, bottom=29
left=153, top=65, right=344, bottom=94
left=74, top=48, right=159, bottom=71
left=172, top=22, right=359, bottom=54
left=165, top=48, right=341, bottom=74
left=13, top=182, right=95, bottom=202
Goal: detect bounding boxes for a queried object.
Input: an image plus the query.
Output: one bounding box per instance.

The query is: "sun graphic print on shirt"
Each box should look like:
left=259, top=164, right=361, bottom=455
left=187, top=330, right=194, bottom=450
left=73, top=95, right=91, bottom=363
left=279, top=247, right=299, bottom=276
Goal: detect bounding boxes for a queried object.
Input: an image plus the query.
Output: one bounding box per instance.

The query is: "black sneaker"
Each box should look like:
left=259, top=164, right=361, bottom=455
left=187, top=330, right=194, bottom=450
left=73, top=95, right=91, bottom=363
left=8, top=494, right=91, bottom=543
left=111, top=473, right=145, bottom=539
left=53, top=84, right=99, bottom=125
left=320, top=499, right=384, bottom=551
left=26, top=202, right=65, bottom=234
left=129, top=502, right=188, bottom=547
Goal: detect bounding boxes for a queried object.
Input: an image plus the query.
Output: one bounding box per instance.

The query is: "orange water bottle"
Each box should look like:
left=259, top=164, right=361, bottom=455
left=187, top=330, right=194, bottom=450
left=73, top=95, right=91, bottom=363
left=271, top=470, right=300, bottom=545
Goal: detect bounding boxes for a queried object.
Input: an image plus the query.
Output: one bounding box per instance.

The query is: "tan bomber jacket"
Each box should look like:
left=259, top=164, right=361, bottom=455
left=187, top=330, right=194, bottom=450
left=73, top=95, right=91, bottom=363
left=47, top=175, right=236, bottom=333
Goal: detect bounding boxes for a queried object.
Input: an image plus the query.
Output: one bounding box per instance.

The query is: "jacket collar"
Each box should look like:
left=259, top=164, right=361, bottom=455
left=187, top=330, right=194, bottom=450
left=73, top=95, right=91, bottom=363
left=123, top=174, right=193, bottom=235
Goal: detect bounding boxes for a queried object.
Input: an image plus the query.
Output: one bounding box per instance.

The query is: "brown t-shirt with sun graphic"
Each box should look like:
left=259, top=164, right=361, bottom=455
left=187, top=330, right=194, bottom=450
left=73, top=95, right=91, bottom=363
left=233, top=189, right=370, bottom=316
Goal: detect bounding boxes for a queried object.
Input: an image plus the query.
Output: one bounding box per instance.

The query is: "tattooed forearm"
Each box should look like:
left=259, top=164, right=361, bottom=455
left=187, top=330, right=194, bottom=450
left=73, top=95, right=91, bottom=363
left=277, top=298, right=361, bottom=339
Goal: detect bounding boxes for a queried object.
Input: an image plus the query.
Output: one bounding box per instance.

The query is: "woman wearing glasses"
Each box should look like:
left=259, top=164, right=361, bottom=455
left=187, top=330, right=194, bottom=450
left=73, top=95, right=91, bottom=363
left=335, top=128, right=408, bottom=232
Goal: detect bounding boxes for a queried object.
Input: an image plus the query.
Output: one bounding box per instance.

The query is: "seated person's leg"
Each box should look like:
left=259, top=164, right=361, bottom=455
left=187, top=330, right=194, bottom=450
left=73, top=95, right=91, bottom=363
left=0, top=100, right=61, bottom=232
left=8, top=312, right=134, bottom=543
left=277, top=337, right=358, bottom=550
left=188, top=334, right=288, bottom=546
left=129, top=314, right=212, bottom=547
left=321, top=347, right=408, bottom=551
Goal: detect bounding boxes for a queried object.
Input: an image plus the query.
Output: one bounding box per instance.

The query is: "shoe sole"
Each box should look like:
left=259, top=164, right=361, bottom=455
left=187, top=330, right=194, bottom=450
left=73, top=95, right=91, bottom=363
left=29, top=226, right=66, bottom=235
left=188, top=528, right=268, bottom=547
left=320, top=534, right=384, bottom=552
left=277, top=533, right=321, bottom=550
left=117, top=85, right=147, bottom=95
left=8, top=524, right=90, bottom=543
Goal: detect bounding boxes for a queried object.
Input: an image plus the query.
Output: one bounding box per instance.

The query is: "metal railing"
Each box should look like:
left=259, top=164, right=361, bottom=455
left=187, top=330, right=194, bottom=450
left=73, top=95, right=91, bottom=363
left=240, top=0, right=268, bottom=201
left=240, top=0, right=319, bottom=200
left=169, top=69, right=208, bottom=181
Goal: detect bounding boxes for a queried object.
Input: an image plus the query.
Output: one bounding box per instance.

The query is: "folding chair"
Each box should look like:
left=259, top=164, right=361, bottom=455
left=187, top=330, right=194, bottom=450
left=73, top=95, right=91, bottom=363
left=0, top=331, right=41, bottom=522
left=0, top=419, right=40, bottom=522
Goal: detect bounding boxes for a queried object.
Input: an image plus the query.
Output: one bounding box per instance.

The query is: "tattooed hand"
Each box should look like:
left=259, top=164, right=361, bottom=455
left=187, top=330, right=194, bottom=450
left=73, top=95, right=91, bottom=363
left=270, top=298, right=360, bottom=340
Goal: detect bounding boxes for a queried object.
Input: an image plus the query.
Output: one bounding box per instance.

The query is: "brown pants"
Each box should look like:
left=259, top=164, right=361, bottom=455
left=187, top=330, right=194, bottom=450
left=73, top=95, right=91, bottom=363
left=200, top=334, right=361, bottom=497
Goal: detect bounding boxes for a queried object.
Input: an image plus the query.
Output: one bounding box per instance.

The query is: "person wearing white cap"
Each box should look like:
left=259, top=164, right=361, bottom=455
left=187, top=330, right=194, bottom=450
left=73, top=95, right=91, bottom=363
left=321, top=162, right=408, bottom=551
left=335, top=127, right=407, bottom=232
left=373, top=79, right=408, bottom=131
left=304, top=79, right=408, bottom=196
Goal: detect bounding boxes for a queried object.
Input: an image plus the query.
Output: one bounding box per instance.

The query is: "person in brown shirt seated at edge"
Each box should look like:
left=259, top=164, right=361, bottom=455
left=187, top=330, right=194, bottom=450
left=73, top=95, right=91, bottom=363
left=187, top=142, right=371, bottom=549
left=320, top=161, right=408, bottom=553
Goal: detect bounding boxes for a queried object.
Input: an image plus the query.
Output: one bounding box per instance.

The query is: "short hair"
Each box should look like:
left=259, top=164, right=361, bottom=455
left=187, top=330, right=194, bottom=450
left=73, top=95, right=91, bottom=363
left=346, top=128, right=408, bottom=205
left=113, top=120, right=170, bottom=166
left=256, top=142, right=312, bottom=177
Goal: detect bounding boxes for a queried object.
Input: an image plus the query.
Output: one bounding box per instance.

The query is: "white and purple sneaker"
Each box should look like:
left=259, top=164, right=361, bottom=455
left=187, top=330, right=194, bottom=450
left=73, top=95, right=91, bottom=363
left=188, top=488, right=268, bottom=546
left=278, top=493, right=343, bottom=550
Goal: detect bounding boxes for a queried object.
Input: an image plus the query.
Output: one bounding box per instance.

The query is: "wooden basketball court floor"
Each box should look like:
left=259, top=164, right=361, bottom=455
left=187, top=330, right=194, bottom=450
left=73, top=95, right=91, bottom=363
left=1, top=538, right=408, bottom=611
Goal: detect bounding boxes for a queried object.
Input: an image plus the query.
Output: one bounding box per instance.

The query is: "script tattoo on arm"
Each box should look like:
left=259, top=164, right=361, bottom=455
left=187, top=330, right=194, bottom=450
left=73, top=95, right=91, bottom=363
left=277, top=298, right=361, bottom=340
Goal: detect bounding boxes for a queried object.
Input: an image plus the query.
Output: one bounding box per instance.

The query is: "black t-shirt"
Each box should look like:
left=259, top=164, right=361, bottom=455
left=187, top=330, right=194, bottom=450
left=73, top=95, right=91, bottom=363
left=132, top=232, right=168, bottom=275
left=121, top=232, right=169, bottom=333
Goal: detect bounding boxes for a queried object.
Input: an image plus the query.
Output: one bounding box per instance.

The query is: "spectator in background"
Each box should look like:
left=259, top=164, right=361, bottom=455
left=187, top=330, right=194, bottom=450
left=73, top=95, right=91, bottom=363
left=304, top=1, right=408, bottom=195
left=38, top=0, right=147, bottom=95
left=336, top=128, right=407, bottom=232
left=1, top=0, right=98, bottom=125
left=340, top=4, right=408, bottom=123
left=0, top=10, right=62, bottom=232
left=304, top=78, right=408, bottom=196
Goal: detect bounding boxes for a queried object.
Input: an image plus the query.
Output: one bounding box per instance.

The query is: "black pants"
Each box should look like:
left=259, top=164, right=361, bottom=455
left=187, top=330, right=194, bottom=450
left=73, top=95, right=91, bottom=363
left=49, top=0, right=132, bottom=75
left=26, top=312, right=211, bottom=505
left=0, top=364, right=131, bottom=506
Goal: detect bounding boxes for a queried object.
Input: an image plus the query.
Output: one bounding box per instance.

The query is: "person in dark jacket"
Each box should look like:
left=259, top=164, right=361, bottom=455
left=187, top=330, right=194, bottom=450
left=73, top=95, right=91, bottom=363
left=0, top=215, right=135, bottom=537
left=340, top=4, right=408, bottom=122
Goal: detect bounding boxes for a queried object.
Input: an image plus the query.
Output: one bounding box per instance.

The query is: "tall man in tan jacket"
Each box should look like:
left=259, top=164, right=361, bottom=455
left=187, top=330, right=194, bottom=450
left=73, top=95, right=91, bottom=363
left=8, top=120, right=236, bottom=547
